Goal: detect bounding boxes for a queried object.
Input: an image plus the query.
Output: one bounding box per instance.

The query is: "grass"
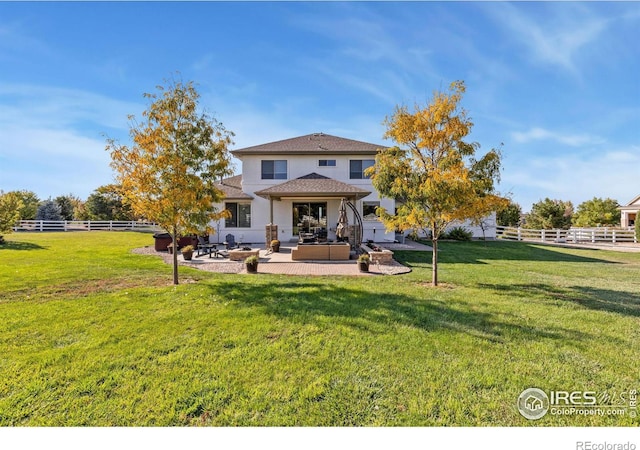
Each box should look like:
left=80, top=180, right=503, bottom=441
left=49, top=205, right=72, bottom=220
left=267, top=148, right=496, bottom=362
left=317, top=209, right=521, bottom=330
left=0, top=232, right=639, bottom=426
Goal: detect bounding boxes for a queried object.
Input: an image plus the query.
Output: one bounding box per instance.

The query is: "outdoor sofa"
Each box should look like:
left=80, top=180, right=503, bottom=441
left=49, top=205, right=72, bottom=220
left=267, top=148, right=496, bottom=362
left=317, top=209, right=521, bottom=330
left=291, top=242, right=350, bottom=261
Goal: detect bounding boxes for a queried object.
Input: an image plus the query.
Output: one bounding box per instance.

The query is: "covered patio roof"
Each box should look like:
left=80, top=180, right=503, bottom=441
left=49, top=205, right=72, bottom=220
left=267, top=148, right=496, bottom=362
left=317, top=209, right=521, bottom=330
left=254, top=173, right=371, bottom=201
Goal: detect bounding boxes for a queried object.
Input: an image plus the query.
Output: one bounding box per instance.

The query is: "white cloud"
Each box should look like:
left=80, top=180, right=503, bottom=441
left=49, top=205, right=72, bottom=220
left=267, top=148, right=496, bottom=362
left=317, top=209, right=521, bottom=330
left=0, top=83, right=141, bottom=198
left=511, top=127, right=604, bottom=147
left=0, top=83, right=141, bottom=130
left=501, top=146, right=640, bottom=211
left=485, top=3, right=610, bottom=74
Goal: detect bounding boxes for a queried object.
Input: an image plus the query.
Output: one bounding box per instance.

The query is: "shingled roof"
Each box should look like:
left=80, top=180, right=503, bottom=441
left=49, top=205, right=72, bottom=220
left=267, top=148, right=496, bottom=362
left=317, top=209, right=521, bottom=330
left=254, top=173, right=371, bottom=200
left=231, top=133, right=383, bottom=156
left=216, top=175, right=253, bottom=200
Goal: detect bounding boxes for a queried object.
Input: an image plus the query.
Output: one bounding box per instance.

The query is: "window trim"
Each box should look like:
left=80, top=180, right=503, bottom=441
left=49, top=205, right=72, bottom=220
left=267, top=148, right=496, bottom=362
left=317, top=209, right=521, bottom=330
left=362, top=201, right=380, bottom=221
left=349, top=159, right=375, bottom=179
left=318, top=159, right=336, bottom=167
left=225, top=202, right=252, bottom=228
left=261, top=160, right=288, bottom=180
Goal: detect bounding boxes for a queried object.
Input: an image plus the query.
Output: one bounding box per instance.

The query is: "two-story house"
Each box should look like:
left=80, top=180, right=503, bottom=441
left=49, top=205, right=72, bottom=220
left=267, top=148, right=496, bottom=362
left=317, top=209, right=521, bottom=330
left=211, top=132, right=495, bottom=244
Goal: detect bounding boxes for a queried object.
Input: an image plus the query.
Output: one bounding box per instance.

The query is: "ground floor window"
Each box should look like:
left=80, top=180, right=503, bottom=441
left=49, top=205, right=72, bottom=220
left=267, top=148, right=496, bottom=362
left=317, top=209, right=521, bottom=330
left=225, top=202, right=251, bottom=228
left=362, top=201, right=380, bottom=220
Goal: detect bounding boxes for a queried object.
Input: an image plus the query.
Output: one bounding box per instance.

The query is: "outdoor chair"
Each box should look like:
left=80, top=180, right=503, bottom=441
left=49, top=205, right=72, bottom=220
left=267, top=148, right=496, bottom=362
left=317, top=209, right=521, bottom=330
left=224, top=234, right=239, bottom=250
left=196, top=236, right=218, bottom=258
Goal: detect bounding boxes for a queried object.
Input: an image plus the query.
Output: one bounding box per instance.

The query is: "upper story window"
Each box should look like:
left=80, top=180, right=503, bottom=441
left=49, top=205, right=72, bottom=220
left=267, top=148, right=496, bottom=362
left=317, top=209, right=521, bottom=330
left=319, top=159, right=336, bottom=167
left=349, top=159, right=375, bottom=179
left=261, top=160, right=287, bottom=180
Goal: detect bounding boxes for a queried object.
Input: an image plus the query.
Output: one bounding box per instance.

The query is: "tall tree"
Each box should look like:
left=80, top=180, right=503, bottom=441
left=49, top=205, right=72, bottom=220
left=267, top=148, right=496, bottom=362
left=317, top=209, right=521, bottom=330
left=107, top=78, right=233, bottom=285
left=526, top=198, right=573, bottom=230
left=0, top=191, right=23, bottom=243
left=36, top=199, right=63, bottom=221
left=572, top=197, right=620, bottom=227
left=367, top=81, right=506, bottom=286
left=55, top=194, right=78, bottom=221
left=9, top=190, right=40, bottom=220
left=85, top=184, right=135, bottom=221
left=497, top=199, right=522, bottom=227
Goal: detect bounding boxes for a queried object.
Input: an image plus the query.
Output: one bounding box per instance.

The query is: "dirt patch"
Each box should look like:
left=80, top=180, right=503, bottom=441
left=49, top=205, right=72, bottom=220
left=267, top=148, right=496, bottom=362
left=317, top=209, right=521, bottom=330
left=415, top=282, right=457, bottom=289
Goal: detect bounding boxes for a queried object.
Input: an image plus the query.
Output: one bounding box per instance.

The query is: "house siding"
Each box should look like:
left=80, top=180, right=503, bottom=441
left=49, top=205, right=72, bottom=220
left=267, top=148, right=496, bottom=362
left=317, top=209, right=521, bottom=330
left=210, top=135, right=496, bottom=244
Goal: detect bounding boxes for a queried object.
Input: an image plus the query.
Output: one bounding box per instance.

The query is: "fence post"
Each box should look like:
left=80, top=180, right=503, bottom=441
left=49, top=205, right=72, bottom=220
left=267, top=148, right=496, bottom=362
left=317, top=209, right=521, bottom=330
left=612, top=230, right=616, bottom=244
left=591, top=230, right=595, bottom=243
left=39, top=221, right=43, bottom=232
left=88, top=221, right=91, bottom=232
left=109, top=221, right=113, bottom=231
left=541, top=229, right=545, bottom=242
left=517, top=228, right=522, bottom=241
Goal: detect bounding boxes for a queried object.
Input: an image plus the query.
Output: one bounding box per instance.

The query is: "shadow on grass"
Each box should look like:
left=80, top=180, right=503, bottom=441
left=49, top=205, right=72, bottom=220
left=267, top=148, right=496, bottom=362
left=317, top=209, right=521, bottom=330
left=0, top=240, right=47, bottom=251
left=208, top=279, right=591, bottom=344
left=394, top=241, right=614, bottom=266
left=478, top=283, right=640, bottom=317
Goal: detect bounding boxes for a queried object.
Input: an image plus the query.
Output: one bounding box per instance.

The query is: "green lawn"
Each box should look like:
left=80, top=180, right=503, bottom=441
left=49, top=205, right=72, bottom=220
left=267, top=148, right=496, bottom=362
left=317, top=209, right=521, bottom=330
left=1, top=232, right=639, bottom=426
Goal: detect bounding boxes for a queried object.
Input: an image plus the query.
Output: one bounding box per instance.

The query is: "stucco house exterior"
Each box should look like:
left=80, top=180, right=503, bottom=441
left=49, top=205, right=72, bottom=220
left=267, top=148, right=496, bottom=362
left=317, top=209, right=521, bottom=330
left=209, top=133, right=496, bottom=244
left=619, top=195, right=639, bottom=227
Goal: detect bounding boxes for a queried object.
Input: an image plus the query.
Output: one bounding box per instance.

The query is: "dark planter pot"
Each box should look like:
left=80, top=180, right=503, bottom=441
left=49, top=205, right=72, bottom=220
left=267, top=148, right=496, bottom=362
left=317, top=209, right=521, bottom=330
left=358, top=262, right=370, bottom=272
left=272, top=244, right=280, bottom=253
left=182, top=251, right=194, bottom=261
left=246, top=262, right=259, bottom=273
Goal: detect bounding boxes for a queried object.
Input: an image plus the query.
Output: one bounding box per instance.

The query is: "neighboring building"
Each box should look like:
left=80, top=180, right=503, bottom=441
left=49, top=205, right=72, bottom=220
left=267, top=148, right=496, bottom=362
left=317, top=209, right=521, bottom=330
left=210, top=133, right=496, bottom=244
left=619, top=195, right=640, bottom=227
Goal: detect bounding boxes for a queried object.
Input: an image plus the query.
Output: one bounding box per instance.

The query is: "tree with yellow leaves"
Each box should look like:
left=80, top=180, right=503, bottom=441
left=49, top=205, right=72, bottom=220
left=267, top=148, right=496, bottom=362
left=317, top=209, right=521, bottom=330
left=106, top=78, right=233, bottom=285
left=367, top=81, right=507, bottom=286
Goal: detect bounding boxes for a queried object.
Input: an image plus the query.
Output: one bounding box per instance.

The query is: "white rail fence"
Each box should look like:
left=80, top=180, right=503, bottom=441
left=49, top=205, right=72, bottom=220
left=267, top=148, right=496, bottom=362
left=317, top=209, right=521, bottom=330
left=13, top=220, right=161, bottom=233
left=496, top=226, right=637, bottom=244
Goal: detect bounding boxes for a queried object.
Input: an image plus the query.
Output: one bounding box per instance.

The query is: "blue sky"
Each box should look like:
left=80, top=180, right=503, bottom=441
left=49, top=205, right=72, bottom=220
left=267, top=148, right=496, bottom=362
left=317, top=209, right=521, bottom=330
left=1, top=1, right=638, bottom=212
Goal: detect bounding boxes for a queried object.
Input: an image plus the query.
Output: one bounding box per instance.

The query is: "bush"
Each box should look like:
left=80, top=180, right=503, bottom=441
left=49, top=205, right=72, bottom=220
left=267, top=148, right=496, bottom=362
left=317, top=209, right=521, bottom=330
left=35, top=200, right=63, bottom=221
left=245, top=255, right=259, bottom=264
left=443, top=226, right=473, bottom=241
left=357, top=254, right=370, bottom=263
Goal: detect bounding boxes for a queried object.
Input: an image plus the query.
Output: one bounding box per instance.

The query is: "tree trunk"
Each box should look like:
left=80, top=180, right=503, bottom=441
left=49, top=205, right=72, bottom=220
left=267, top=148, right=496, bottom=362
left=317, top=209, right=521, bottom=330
left=171, top=227, right=179, bottom=285
left=432, top=238, right=438, bottom=286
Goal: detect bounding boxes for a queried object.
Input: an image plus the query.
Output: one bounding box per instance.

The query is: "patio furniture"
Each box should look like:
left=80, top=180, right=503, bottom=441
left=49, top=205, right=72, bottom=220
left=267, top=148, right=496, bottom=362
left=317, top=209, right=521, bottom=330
left=196, top=236, right=219, bottom=258
left=224, top=234, right=239, bottom=250
left=291, top=242, right=350, bottom=261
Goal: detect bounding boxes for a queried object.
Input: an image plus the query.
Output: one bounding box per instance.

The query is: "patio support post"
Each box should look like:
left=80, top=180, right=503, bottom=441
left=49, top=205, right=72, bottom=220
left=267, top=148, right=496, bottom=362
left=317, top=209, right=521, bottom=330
left=269, top=197, right=274, bottom=224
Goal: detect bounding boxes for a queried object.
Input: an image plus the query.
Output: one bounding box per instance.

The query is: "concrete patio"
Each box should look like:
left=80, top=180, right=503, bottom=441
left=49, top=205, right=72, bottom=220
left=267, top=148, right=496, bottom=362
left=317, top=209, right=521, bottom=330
left=134, top=240, right=433, bottom=276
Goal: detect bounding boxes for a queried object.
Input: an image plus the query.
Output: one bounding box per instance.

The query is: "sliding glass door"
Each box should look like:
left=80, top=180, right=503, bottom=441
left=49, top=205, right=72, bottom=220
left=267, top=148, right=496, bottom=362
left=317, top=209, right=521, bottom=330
left=293, top=202, right=327, bottom=236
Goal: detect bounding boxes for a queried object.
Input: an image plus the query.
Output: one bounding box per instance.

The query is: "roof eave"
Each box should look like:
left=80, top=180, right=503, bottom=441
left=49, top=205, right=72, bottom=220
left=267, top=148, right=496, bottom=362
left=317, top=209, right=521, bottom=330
left=255, top=191, right=371, bottom=201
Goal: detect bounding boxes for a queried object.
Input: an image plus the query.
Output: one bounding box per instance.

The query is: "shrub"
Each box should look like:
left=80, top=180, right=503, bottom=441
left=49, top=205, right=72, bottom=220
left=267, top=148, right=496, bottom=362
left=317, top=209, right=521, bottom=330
left=444, top=226, right=473, bottom=241
left=357, top=254, right=370, bottom=263
left=181, top=245, right=194, bottom=254
left=35, top=200, right=63, bottom=221
left=245, top=255, right=259, bottom=264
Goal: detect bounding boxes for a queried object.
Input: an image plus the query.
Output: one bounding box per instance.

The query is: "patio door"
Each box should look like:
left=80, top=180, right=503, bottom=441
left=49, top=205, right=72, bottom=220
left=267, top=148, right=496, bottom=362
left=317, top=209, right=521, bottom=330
left=293, top=202, right=327, bottom=236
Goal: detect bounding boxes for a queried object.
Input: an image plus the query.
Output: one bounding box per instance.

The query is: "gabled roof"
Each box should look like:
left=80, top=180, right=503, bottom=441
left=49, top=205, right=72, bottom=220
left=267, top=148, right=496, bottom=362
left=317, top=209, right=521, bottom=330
left=626, top=195, right=640, bottom=207
left=216, top=175, right=253, bottom=200
left=619, top=194, right=640, bottom=210
left=254, top=172, right=371, bottom=200
left=231, top=133, right=383, bottom=156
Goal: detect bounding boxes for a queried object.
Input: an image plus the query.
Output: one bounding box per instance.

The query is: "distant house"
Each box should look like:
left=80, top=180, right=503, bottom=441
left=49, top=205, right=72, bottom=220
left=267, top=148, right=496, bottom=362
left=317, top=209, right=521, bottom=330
left=210, top=133, right=496, bottom=244
left=619, top=195, right=640, bottom=227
